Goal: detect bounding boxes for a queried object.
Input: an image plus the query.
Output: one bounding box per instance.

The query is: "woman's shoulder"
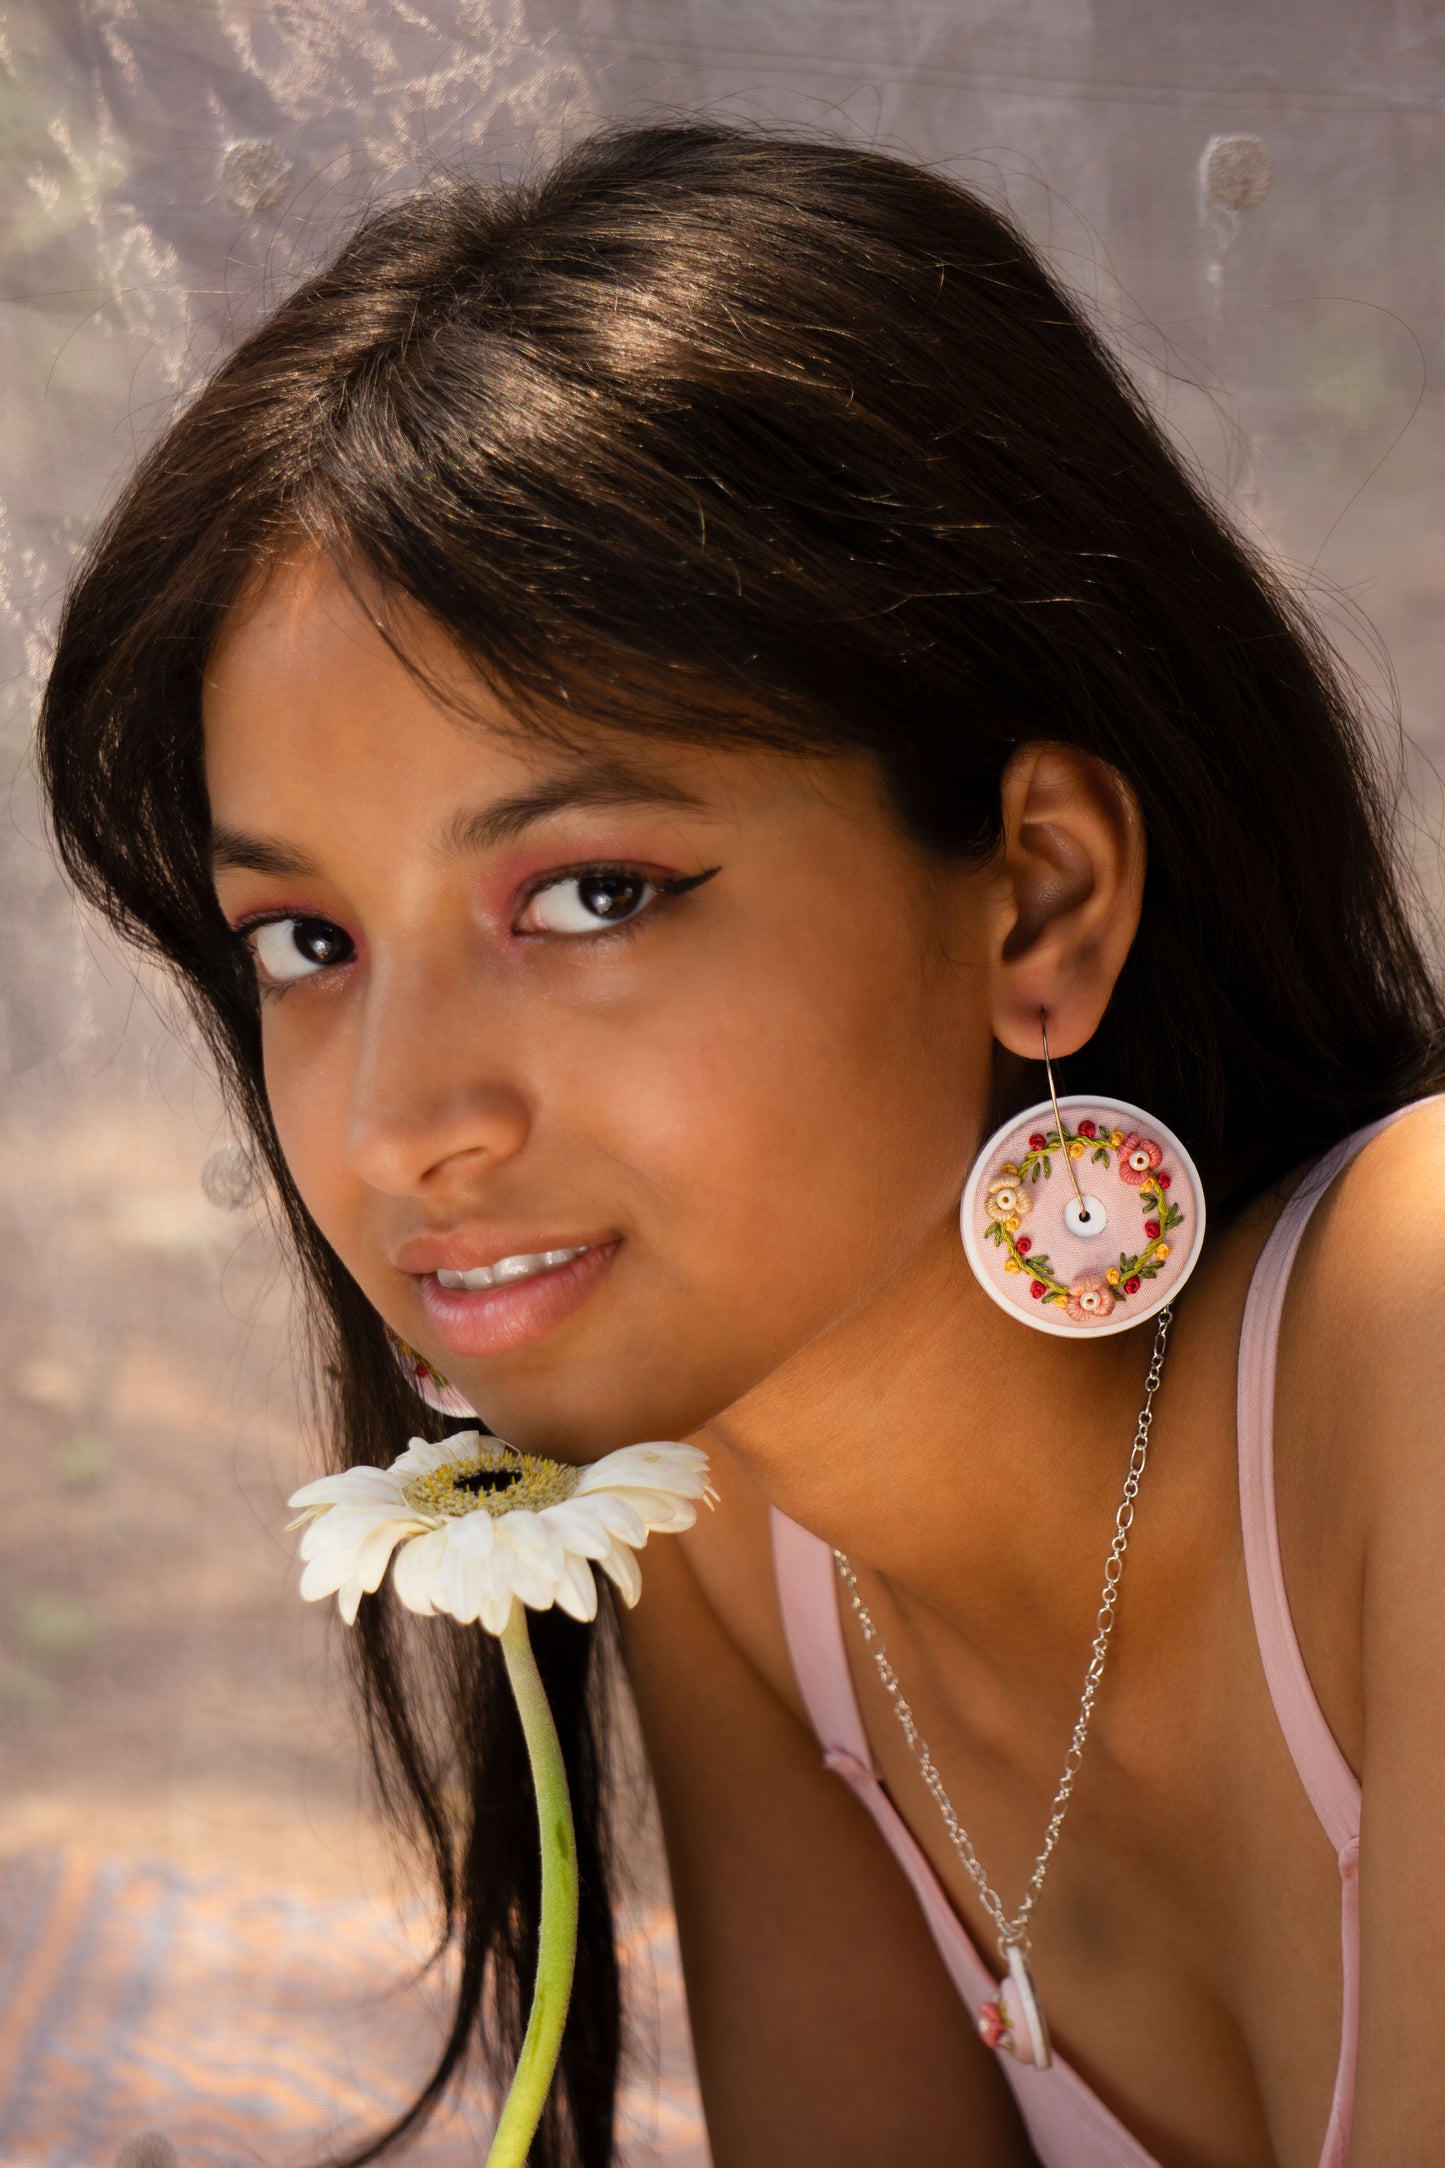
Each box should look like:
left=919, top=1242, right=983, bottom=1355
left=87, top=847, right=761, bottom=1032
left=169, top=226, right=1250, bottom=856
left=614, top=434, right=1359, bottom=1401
left=1290, top=1094, right=1445, bottom=1396
left=1272, top=1094, right=1445, bottom=1775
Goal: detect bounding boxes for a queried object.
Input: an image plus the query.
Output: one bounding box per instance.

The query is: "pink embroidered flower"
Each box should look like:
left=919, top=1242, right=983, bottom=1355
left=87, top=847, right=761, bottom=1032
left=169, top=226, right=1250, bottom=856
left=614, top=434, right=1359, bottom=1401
left=978, top=2000, right=1009, bottom=2050
left=1118, top=1133, right=1164, bottom=1187
left=985, top=1177, right=1032, bottom=1224
left=1065, top=1271, right=1116, bottom=1323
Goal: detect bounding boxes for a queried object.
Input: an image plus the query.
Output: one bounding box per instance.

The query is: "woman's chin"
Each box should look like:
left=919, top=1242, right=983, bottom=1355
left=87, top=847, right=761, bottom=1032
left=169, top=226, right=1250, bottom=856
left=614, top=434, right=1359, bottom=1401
left=449, top=1364, right=744, bottom=1465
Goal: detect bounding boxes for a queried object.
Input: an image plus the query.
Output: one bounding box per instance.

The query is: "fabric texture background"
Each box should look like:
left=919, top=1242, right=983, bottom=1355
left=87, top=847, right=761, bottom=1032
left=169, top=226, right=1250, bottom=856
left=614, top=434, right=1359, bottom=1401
left=2, top=4, right=1443, bottom=2161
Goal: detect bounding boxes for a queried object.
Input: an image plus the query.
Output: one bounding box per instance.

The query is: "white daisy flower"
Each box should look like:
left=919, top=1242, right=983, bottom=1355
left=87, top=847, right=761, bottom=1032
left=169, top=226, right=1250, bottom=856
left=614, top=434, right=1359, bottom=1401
left=288, top=1431, right=715, bottom=1633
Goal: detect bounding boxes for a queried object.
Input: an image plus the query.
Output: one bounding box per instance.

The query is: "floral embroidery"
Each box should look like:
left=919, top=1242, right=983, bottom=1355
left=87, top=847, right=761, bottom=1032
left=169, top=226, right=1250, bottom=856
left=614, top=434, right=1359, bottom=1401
left=1118, top=1133, right=1163, bottom=1186
left=978, top=2000, right=1009, bottom=2050
left=1066, top=1271, right=1115, bottom=1322
left=985, top=1176, right=1033, bottom=1224
left=982, top=1116, right=1187, bottom=1314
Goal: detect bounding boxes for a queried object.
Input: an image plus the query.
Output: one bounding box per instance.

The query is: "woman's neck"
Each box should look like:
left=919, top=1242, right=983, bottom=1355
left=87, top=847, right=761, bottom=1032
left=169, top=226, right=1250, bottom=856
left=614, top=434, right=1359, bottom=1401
left=697, top=1206, right=1260, bottom=1666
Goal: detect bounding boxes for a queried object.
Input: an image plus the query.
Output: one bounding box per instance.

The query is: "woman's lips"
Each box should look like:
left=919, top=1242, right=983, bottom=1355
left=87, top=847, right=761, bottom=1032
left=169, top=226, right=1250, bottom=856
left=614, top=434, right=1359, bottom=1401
left=415, top=1239, right=619, bottom=1360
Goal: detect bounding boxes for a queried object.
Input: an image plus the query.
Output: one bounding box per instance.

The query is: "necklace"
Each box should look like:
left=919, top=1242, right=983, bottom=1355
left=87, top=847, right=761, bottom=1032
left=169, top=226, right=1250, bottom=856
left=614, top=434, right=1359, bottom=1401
left=833, top=1304, right=1174, bottom=2070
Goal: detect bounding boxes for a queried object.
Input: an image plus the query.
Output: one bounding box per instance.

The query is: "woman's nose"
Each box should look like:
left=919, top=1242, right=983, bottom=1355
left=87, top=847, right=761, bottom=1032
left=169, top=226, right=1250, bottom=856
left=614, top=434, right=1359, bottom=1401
left=341, top=958, right=530, bottom=1195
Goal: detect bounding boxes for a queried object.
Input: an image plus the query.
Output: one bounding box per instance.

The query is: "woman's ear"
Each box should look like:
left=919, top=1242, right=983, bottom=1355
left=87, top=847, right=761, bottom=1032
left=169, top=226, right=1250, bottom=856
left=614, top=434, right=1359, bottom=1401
left=982, top=742, right=1145, bottom=1060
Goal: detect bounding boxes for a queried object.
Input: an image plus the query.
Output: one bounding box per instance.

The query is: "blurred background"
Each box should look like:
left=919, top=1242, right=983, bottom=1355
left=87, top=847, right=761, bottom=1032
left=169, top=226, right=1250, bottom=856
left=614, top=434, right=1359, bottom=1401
left=2, top=3, right=1443, bottom=2162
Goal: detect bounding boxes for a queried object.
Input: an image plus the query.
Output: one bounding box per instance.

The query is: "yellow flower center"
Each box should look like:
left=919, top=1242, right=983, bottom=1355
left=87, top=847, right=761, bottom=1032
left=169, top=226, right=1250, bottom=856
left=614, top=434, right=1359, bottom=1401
left=400, top=1444, right=581, bottom=1520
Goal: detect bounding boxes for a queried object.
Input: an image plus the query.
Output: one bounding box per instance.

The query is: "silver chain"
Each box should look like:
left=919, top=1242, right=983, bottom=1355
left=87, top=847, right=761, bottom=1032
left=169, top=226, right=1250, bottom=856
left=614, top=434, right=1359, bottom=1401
left=834, top=1305, right=1173, bottom=1961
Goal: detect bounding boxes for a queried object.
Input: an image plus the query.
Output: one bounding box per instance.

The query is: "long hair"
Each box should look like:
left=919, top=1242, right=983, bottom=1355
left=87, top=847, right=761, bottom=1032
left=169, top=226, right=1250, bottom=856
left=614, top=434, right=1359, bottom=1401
left=37, top=116, right=1444, bottom=2161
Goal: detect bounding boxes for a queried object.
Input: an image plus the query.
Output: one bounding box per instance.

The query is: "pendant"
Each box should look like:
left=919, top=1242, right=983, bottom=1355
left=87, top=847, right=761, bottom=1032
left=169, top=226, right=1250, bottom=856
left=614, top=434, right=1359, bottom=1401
left=977, top=1943, right=1052, bottom=2070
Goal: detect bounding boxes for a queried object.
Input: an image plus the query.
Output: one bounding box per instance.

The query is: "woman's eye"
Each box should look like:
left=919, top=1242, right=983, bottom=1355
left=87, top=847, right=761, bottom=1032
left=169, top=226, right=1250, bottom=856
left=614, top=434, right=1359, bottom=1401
left=249, top=917, right=355, bottom=984
left=519, top=871, right=661, bottom=936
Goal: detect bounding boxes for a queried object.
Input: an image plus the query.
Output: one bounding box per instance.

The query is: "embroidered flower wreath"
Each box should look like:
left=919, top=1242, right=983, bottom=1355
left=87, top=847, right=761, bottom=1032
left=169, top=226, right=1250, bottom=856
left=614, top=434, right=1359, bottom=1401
left=982, top=1119, right=1186, bottom=1322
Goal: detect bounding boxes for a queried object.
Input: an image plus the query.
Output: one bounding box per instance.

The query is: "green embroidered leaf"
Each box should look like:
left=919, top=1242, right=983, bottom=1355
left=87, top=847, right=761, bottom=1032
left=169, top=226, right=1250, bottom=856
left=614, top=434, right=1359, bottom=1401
left=1091, top=1146, right=1109, bottom=1164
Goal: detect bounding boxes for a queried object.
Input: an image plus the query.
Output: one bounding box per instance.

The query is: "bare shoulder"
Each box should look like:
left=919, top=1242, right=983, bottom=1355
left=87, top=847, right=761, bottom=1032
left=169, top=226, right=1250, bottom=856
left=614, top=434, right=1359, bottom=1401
left=1306, top=1096, right=1445, bottom=2153
left=1267, top=1097, right=1445, bottom=1774
left=1290, top=1095, right=1445, bottom=1506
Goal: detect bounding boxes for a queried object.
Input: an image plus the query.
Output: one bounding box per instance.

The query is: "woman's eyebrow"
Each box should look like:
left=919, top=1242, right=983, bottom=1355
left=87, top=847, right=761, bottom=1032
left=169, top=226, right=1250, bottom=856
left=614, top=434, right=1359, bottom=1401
left=436, top=758, right=712, bottom=857
left=210, top=828, right=316, bottom=876
left=208, top=758, right=712, bottom=876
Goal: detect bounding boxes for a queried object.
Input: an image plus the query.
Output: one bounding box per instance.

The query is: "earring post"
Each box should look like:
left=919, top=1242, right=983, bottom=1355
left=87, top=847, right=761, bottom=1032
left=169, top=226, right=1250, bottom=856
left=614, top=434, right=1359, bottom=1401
left=1039, top=1011, right=1090, bottom=1223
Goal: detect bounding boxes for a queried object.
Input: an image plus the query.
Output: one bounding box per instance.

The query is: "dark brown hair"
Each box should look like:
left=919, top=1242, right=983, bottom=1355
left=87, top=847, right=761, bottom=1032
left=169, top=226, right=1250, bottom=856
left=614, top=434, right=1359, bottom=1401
left=37, top=116, right=1444, bottom=2162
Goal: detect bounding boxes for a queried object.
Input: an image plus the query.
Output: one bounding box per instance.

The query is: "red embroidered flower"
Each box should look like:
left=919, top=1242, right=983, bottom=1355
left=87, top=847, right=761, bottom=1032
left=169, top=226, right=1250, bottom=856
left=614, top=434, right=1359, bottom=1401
left=1078, top=1119, right=1097, bottom=1139
left=1065, top=1271, right=1116, bottom=1323
left=1144, top=1219, right=1160, bottom=1239
left=1118, top=1133, right=1164, bottom=1187
left=1028, top=1132, right=1047, bottom=1151
left=1016, top=1236, right=1032, bottom=1256
left=1125, top=1274, right=1142, bottom=1294
left=978, top=2000, right=1008, bottom=2050
left=1029, top=1279, right=1046, bottom=1299
left=1158, top=1170, right=1172, bottom=1189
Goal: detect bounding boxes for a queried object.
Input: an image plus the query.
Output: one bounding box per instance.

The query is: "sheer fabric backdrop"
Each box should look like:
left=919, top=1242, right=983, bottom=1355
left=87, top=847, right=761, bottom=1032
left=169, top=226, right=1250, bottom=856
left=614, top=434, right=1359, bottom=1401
left=1, top=3, right=1441, bottom=2159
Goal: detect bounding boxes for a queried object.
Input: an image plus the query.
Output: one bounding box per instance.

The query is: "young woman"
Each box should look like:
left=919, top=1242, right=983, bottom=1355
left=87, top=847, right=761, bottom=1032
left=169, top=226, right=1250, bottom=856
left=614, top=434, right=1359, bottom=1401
left=38, top=118, right=1445, bottom=2168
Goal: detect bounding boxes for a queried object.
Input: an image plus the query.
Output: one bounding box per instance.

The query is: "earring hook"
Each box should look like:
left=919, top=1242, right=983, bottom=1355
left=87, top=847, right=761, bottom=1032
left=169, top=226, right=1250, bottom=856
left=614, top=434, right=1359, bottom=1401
left=1039, top=1009, right=1091, bottom=1224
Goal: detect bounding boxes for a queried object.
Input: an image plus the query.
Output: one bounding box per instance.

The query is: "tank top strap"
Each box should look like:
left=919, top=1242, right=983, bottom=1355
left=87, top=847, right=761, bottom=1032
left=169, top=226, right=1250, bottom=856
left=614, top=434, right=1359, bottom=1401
left=770, top=1508, right=879, bottom=1779
left=1236, top=1099, right=1439, bottom=1856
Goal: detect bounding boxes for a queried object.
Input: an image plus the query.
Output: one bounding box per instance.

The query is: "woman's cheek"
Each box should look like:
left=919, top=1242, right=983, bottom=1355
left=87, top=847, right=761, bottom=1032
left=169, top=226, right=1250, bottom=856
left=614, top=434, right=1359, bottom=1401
left=261, top=1025, right=356, bottom=1237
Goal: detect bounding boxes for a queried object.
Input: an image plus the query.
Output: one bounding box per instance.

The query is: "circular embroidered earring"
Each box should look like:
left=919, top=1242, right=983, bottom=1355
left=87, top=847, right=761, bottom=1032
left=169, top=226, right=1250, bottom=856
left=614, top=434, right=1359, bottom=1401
left=384, top=1326, right=479, bottom=1419
left=959, top=1012, right=1206, bottom=1336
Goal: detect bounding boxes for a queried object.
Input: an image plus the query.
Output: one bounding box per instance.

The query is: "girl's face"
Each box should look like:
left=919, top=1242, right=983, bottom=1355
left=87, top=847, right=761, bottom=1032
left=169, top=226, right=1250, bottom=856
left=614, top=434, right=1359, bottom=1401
left=204, top=556, right=996, bottom=1456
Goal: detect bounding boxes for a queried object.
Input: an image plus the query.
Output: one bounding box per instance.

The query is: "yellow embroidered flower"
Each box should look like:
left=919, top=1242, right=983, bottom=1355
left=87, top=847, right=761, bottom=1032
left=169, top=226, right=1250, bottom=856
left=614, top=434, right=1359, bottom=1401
left=1004, top=1257, right=1022, bottom=1274
left=1110, top=1128, right=1125, bottom=1148
left=1154, top=1241, right=1171, bottom=1259
left=1005, top=1214, right=1021, bottom=1233
left=1067, top=1139, right=1086, bottom=1158
left=1105, top=1267, right=1121, bottom=1285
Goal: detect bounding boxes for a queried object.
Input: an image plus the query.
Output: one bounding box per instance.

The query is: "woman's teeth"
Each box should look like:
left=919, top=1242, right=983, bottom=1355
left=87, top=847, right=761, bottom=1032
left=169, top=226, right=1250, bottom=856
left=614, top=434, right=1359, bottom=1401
left=435, top=1247, right=590, bottom=1293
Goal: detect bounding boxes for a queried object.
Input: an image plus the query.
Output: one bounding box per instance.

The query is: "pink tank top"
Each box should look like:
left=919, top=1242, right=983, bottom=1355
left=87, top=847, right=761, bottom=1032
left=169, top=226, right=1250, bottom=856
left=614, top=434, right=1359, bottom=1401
left=770, top=1106, right=1419, bottom=2167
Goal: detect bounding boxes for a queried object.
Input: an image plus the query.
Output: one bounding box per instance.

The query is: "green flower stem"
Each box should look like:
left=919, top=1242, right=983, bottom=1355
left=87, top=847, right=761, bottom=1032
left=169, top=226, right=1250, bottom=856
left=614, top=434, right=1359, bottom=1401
left=486, top=1604, right=579, bottom=2168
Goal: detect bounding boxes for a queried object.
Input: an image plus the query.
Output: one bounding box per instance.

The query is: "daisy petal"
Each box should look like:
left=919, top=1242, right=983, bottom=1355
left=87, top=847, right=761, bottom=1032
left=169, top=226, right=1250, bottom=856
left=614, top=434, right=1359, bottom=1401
left=480, top=1581, right=520, bottom=1636
left=553, top=1552, right=600, bottom=1623
left=557, top=1490, right=648, bottom=1547
left=352, top=1516, right=417, bottom=1595
left=391, top=1526, right=452, bottom=1616
left=596, top=1540, right=644, bottom=1607
left=496, top=1509, right=566, bottom=1580
left=575, top=1443, right=711, bottom=1498
left=499, top=1538, right=565, bottom=1611
left=537, top=1500, right=616, bottom=1561
left=301, top=1547, right=368, bottom=1602
left=390, top=1430, right=486, bottom=1478
left=439, top=1529, right=508, bottom=1625
left=288, top=1466, right=409, bottom=1514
